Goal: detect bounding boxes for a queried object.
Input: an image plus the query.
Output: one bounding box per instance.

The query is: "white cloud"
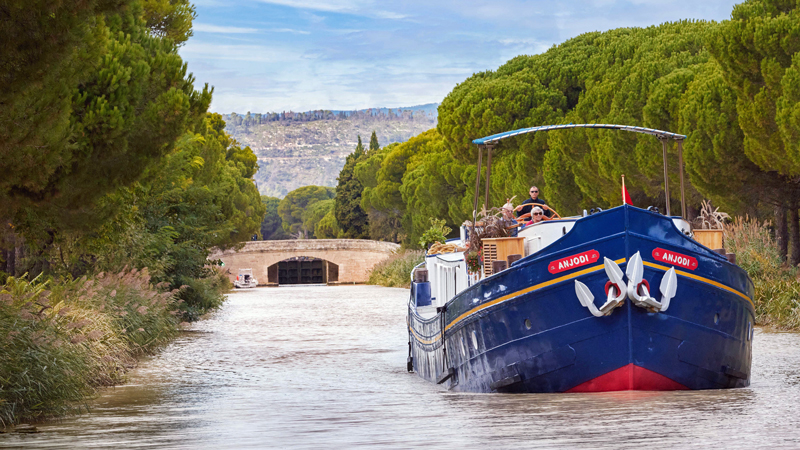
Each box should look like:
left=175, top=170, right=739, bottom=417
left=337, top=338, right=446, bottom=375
left=193, top=23, right=260, bottom=34
left=270, top=28, right=311, bottom=34
left=254, top=0, right=406, bottom=19
left=180, top=41, right=303, bottom=64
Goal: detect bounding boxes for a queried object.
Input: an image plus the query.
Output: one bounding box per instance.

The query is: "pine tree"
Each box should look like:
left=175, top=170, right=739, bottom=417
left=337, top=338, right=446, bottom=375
left=335, top=136, right=370, bottom=238
left=1, top=2, right=211, bottom=236
left=707, top=0, right=800, bottom=262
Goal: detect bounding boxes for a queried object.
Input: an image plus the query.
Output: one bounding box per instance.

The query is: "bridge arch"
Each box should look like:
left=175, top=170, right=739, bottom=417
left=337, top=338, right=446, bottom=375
left=210, top=239, right=400, bottom=286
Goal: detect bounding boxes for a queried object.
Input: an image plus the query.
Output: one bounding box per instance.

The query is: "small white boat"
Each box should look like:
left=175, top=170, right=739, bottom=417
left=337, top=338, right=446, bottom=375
left=234, top=268, right=258, bottom=288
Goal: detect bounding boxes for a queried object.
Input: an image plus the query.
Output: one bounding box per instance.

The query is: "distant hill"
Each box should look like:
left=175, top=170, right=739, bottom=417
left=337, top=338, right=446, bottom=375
left=223, top=104, right=438, bottom=198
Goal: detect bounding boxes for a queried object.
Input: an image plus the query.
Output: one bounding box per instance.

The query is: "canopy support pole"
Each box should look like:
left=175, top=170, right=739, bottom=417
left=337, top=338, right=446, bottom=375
left=677, top=139, right=686, bottom=219
left=472, top=146, right=484, bottom=226
left=660, top=138, right=671, bottom=217
left=484, top=145, right=494, bottom=213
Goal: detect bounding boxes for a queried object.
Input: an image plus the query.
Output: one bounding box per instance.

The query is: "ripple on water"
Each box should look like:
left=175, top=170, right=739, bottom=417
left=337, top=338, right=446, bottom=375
left=2, top=286, right=800, bottom=449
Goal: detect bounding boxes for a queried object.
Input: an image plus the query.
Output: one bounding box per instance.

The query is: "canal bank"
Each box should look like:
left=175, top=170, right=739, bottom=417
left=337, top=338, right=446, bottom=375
left=2, top=285, right=799, bottom=449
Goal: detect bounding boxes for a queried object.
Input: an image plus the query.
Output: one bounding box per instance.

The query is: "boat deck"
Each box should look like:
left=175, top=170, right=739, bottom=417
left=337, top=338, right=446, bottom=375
left=416, top=305, right=438, bottom=320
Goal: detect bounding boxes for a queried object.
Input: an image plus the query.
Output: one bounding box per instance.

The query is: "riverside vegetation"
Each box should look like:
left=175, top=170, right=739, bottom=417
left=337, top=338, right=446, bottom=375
left=1, top=1, right=262, bottom=425
left=726, top=218, right=800, bottom=330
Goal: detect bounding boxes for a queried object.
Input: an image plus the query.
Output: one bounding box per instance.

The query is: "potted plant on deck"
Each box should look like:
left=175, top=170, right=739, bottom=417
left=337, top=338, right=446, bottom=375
left=692, top=200, right=729, bottom=250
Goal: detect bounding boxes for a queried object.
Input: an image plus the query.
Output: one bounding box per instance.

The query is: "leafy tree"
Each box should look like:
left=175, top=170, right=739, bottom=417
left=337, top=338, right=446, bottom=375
left=302, top=199, right=335, bottom=238
left=50, top=113, right=265, bottom=298
left=400, top=131, right=471, bottom=247
left=335, top=136, right=369, bottom=238
left=315, top=209, right=341, bottom=239
left=278, top=186, right=335, bottom=237
left=260, top=196, right=290, bottom=240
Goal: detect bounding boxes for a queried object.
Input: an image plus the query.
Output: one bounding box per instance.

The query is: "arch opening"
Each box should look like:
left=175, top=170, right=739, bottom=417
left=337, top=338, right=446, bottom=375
left=267, top=256, right=339, bottom=285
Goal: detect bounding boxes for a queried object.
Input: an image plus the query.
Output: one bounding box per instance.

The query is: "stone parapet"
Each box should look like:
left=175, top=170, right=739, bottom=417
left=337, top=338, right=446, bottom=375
left=211, top=239, right=401, bottom=285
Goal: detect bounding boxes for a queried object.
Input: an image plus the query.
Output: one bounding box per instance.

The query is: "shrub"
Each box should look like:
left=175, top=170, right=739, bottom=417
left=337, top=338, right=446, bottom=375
left=725, top=216, right=800, bottom=330
left=367, top=250, right=425, bottom=288
left=418, top=218, right=451, bottom=250
left=176, top=268, right=231, bottom=322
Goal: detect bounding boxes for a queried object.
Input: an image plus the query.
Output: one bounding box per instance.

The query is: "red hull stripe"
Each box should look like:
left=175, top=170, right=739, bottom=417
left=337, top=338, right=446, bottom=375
left=566, top=364, right=689, bottom=392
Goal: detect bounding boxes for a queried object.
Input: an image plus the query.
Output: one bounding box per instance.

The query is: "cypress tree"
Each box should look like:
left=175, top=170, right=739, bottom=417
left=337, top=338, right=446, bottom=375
left=368, top=130, right=380, bottom=154
left=335, top=136, right=369, bottom=238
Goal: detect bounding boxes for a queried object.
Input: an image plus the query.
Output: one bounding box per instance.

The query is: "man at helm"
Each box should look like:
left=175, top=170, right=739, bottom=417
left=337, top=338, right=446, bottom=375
left=515, top=186, right=552, bottom=219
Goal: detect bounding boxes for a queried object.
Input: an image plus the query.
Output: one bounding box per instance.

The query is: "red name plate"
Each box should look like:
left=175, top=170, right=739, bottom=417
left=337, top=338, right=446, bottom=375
left=652, top=248, right=698, bottom=270
left=548, top=250, right=600, bottom=274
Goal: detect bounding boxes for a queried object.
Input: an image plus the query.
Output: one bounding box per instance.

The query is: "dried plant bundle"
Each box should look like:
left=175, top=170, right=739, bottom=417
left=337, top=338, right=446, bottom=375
left=693, top=200, right=730, bottom=230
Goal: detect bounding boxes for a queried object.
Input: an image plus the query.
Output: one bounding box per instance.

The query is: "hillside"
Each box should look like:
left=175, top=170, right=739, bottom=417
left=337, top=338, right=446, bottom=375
left=224, top=105, right=438, bottom=197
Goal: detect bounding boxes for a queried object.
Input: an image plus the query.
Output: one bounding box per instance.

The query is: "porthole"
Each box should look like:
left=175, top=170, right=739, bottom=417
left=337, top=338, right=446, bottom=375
left=524, top=318, right=532, bottom=330
left=747, top=321, right=752, bottom=341
left=714, top=313, right=720, bottom=325
left=472, top=331, right=479, bottom=350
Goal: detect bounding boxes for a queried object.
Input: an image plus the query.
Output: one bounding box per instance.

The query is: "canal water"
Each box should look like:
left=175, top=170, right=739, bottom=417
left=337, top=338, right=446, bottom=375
left=2, top=285, right=800, bottom=449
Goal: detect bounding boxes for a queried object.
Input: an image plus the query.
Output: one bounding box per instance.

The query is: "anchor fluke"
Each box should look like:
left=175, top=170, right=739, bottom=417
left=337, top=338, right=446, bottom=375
left=603, top=257, right=626, bottom=303
left=625, top=250, right=679, bottom=313
left=658, top=267, right=678, bottom=312
left=575, top=280, right=603, bottom=317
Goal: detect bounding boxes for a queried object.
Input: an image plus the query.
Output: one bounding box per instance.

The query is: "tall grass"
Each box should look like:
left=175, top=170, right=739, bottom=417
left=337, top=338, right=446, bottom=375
left=177, top=269, right=231, bottom=322
left=725, top=217, right=800, bottom=330
left=367, top=250, right=425, bottom=287
left=0, top=269, right=183, bottom=426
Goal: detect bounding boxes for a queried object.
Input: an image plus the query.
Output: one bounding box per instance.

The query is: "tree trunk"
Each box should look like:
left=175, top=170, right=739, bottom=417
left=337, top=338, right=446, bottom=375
left=776, top=203, right=788, bottom=261
left=7, top=244, right=14, bottom=277
left=687, top=204, right=699, bottom=224
left=791, top=206, right=800, bottom=267
left=14, top=243, right=23, bottom=277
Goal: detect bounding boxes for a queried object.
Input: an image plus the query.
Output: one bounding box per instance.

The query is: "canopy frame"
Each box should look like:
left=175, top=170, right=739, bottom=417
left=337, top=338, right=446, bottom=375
left=472, top=123, right=687, bottom=218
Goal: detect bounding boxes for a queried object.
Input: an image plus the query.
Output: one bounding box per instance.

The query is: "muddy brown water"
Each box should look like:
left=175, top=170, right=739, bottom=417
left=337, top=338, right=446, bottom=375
left=2, top=285, right=799, bottom=449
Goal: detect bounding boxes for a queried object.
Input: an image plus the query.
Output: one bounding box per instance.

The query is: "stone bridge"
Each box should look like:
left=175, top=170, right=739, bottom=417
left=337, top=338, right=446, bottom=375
left=210, top=239, right=401, bottom=285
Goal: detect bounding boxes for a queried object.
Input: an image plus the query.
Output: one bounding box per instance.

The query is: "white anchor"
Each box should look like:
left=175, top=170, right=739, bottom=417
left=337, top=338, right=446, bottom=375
left=626, top=251, right=677, bottom=312
left=574, top=257, right=627, bottom=317
left=575, top=251, right=678, bottom=316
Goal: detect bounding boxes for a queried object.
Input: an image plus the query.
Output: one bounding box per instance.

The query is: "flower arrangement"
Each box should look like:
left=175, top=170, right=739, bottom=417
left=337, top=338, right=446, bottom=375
left=465, top=249, right=481, bottom=274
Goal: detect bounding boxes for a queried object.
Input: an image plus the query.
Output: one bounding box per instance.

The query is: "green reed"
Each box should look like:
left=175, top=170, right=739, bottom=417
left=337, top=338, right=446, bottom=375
left=367, top=250, right=426, bottom=288
left=725, top=217, right=800, bottom=330
left=0, top=269, right=183, bottom=426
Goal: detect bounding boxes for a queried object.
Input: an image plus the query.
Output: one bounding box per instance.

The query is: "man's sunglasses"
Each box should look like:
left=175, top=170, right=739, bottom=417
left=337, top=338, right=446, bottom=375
left=530, top=190, right=538, bottom=193
left=533, top=212, right=543, bottom=216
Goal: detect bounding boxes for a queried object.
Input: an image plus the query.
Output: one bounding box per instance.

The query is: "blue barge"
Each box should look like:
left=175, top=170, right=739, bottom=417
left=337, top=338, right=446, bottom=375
left=407, top=125, right=754, bottom=392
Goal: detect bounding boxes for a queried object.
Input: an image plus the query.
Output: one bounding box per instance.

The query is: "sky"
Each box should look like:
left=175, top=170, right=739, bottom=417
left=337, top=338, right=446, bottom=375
left=180, top=0, right=744, bottom=114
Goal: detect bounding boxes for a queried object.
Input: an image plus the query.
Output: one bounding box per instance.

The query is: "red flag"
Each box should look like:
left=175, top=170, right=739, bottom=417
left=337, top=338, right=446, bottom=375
left=622, top=175, right=632, bottom=205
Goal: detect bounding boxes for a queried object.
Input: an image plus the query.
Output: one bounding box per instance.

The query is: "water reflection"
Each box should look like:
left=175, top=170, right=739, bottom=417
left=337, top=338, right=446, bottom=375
left=2, top=286, right=799, bottom=449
